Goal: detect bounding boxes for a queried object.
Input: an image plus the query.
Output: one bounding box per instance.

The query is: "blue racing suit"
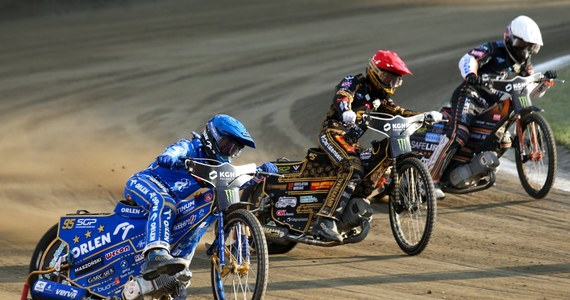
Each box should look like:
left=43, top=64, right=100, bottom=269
left=124, top=132, right=207, bottom=253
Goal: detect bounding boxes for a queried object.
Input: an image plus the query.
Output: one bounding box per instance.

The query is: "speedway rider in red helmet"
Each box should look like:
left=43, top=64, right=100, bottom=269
left=313, top=50, right=438, bottom=242
left=426, top=15, right=557, bottom=199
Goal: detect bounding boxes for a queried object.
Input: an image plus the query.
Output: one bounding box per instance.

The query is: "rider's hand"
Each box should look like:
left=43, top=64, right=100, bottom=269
left=465, top=73, right=482, bottom=86
left=342, top=110, right=357, bottom=124
left=257, top=162, right=278, bottom=174
left=157, top=155, right=176, bottom=168
left=545, top=70, right=558, bottom=80
left=425, top=111, right=443, bottom=123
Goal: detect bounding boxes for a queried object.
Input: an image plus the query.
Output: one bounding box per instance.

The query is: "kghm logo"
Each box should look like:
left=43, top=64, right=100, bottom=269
left=397, top=138, right=407, bottom=151
left=518, top=96, right=529, bottom=107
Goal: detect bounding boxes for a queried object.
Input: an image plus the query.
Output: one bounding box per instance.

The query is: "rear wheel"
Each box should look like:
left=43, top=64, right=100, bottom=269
left=28, top=224, right=70, bottom=300
left=211, top=209, right=269, bottom=300
left=515, top=113, right=557, bottom=199
left=389, top=157, right=437, bottom=256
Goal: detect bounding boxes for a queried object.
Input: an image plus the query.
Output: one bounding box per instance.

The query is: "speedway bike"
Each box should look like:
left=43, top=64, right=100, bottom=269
left=242, top=112, right=439, bottom=256
left=23, top=159, right=269, bottom=300
left=410, top=72, right=563, bottom=199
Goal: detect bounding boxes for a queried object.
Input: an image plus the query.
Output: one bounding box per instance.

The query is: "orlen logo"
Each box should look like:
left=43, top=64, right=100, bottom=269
left=105, top=245, right=131, bottom=261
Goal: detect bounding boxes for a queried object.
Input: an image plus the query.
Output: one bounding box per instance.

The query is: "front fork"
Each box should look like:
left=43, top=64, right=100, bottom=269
left=515, top=114, right=542, bottom=163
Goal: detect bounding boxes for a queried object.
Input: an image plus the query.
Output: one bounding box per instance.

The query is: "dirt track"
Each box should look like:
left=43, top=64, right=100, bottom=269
left=1, top=1, right=570, bottom=299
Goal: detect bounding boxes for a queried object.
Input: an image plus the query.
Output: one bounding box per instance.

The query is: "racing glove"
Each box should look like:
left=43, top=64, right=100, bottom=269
left=157, top=154, right=177, bottom=168
left=241, top=162, right=278, bottom=189
left=545, top=70, right=558, bottom=80
left=342, top=110, right=357, bottom=124
left=465, top=73, right=483, bottom=86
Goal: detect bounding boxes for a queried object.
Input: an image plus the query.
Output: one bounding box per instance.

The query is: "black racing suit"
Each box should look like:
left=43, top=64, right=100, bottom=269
left=428, top=40, right=533, bottom=183
left=317, top=74, right=418, bottom=220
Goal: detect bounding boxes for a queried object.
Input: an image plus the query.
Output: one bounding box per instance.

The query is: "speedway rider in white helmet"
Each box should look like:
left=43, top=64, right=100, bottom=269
left=427, top=15, right=557, bottom=199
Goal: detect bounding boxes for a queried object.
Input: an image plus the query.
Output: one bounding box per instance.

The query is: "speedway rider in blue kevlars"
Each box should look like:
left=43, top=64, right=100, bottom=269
left=426, top=15, right=557, bottom=199
left=313, top=50, right=442, bottom=242
left=124, top=114, right=277, bottom=281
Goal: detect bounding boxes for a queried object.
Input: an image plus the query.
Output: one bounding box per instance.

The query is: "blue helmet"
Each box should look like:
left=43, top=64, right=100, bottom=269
left=203, top=114, right=256, bottom=162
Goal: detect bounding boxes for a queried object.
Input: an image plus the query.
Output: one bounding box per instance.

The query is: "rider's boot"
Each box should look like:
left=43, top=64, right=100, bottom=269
left=313, top=216, right=342, bottom=242
left=142, top=248, right=188, bottom=280
left=433, top=184, right=446, bottom=199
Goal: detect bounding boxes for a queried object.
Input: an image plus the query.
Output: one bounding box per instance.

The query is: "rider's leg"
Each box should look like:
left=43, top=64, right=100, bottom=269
left=314, top=130, right=363, bottom=242
left=427, top=90, right=483, bottom=198
left=124, top=175, right=187, bottom=280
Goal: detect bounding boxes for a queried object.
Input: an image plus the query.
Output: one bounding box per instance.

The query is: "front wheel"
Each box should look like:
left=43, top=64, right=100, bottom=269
left=211, top=209, right=269, bottom=300
left=388, top=157, right=437, bottom=256
left=28, top=224, right=70, bottom=300
left=515, top=113, right=557, bottom=199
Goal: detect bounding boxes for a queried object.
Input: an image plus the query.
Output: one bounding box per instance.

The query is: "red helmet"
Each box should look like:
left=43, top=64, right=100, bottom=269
left=366, top=50, right=413, bottom=95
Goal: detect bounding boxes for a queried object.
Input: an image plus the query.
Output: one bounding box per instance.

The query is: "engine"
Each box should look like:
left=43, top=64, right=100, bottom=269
left=340, top=197, right=373, bottom=230
left=449, top=151, right=500, bottom=188
left=122, top=270, right=191, bottom=300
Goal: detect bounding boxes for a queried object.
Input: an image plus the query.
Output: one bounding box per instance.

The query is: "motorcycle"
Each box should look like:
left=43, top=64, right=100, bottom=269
left=241, top=112, right=439, bottom=256
left=22, top=159, right=270, bottom=300
left=410, top=72, right=563, bottom=199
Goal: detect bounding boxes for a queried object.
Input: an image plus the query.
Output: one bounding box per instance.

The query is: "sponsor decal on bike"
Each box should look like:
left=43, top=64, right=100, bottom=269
left=286, top=217, right=309, bottom=223
left=104, top=245, right=131, bottom=261
left=87, top=267, right=115, bottom=284
left=94, top=281, right=116, bottom=293
left=113, top=222, right=134, bottom=240
left=411, top=141, right=438, bottom=152
left=287, top=182, right=309, bottom=191
left=275, top=197, right=297, bottom=208
left=73, top=256, right=103, bottom=276
left=75, top=219, right=97, bottom=229
left=134, top=253, right=144, bottom=264
left=55, top=287, right=80, bottom=299
left=425, top=133, right=442, bottom=143
left=310, top=181, right=334, bottom=190
left=275, top=209, right=294, bottom=217
left=296, top=204, right=322, bottom=214
left=299, top=195, right=319, bottom=203
left=71, top=233, right=111, bottom=258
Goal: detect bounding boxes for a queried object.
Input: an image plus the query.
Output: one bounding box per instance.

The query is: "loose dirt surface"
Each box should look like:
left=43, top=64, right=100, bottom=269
left=1, top=1, right=569, bottom=299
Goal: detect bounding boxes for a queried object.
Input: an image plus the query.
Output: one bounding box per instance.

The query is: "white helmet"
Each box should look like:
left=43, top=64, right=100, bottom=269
left=504, top=15, right=543, bottom=64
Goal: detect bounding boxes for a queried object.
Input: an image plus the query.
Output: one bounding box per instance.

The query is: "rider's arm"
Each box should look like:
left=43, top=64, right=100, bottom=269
left=379, top=98, right=419, bottom=117
left=458, top=42, right=494, bottom=79
left=332, top=76, right=363, bottom=118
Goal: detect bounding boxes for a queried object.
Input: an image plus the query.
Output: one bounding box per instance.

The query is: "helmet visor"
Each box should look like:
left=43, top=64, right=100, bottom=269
left=512, top=37, right=541, bottom=54
left=216, top=136, right=243, bottom=157
left=378, top=69, right=403, bottom=89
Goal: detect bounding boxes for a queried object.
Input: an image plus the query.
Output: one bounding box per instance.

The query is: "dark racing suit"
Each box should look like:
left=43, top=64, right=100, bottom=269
left=317, top=74, right=418, bottom=220
left=428, top=40, right=534, bottom=183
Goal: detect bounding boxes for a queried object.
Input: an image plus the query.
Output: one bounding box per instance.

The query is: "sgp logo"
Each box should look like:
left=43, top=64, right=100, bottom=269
left=77, top=219, right=97, bottom=226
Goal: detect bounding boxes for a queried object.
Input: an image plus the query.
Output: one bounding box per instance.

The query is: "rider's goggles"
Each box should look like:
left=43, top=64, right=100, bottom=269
left=216, top=136, right=243, bottom=157
left=512, top=37, right=541, bottom=54
left=378, top=69, right=403, bottom=89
